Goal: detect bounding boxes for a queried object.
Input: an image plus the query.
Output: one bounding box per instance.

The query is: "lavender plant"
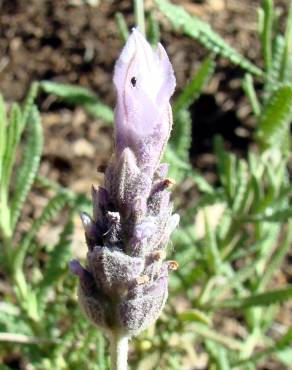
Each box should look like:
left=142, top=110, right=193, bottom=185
left=69, top=28, right=179, bottom=369
left=1, top=1, right=292, bottom=369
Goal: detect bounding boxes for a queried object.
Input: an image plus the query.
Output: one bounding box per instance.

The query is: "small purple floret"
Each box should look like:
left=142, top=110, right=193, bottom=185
left=69, top=260, right=86, bottom=278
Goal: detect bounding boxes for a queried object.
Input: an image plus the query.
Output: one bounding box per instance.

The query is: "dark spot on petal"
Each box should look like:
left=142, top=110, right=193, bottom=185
left=131, top=76, right=137, bottom=87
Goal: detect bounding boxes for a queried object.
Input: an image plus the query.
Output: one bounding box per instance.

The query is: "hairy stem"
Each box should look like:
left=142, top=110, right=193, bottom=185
left=110, top=333, right=129, bottom=370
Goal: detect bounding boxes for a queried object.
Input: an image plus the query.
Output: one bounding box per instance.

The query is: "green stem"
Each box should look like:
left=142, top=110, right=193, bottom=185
left=261, top=0, right=273, bottom=71
left=279, top=0, right=292, bottom=81
left=110, top=333, right=129, bottom=370
left=134, top=0, right=145, bottom=36
left=0, top=187, right=11, bottom=240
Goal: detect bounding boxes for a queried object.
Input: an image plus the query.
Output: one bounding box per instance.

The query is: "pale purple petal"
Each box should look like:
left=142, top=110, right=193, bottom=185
left=113, top=28, right=176, bottom=172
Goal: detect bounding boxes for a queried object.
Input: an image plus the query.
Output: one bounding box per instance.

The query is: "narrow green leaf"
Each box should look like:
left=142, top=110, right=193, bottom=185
left=215, top=137, right=237, bottom=203
left=279, top=1, right=292, bottom=81
left=242, top=74, right=261, bottom=116
left=208, top=256, right=262, bottom=301
left=10, top=106, right=43, bottom=230
left=232, top=159, right=248, bottom=213
left=97, top=330, right=107, bottom=370
left=261, top=0, right=273, bottom=71
left=191, top=323, right=243, bottom=351
left=285, top=54, right=292, bottom=83
left=189, top=170, right=214, bottom=194
left=115, top=12, right=129, bottom=42
left=173, top=56, right=215, bottom=113
left=134, top=0, right=145, bottom=36
left=257, top=223, right=292, bottom=290
left=204, top=209, right=220, bottom=273
left=147, top=13, right=160, bottom=46
left=21, top=82, right=39, bottom=130
left=40, top=81, right=114, bottom=124
left=155, top=0, right=263, bottom=76
left=177, top=309, right=211, bottom=325
left=0, top=95, right=7, bottom=182
left=164, top=145, right=191, bottom=170
left=211, top=286, right=292, bottom=310
left=1, top=104, right=22, bottom=190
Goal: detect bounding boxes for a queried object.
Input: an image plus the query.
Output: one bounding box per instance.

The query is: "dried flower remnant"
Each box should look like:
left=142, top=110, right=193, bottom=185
left=70, top=28, right=179, bottom=339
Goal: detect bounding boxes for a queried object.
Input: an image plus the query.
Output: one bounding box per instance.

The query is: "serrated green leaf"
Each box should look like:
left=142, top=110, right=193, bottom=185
left=1, top=104, right=22, bottom=191
left=155, top=0, right=262, bottom=76
left=164, top=142, right=191, bottom=182
left=173, top=56, right=215, bottom=114
left=21, top=82, right=39, bottom=129
left=40, top=81, right=114, bottom=124
left=263, top=35, right=285, bottom=101
left=256, top=84, right=292, bottom=149
left=169, top=108, right=192, bottom=163
left=14, top=191, right=72, bottom=272
left=10, top=106, right=43, bottom=231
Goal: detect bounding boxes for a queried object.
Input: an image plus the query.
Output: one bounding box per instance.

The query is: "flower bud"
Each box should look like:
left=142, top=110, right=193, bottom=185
left=113, top=28, right=176, bottom=174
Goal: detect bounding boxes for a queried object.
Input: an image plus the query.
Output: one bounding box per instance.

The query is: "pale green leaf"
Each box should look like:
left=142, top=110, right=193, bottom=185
left=10, top=106, right=43, bottom=230
left=257, top=84, right=292, bottom=150
left=41, top=81, right=114, bottom=124
left=155, top=0, right=262, bottom=76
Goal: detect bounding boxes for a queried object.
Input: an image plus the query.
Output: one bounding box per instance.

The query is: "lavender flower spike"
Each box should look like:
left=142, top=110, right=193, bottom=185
left=70, top=28, right=179, bottom=369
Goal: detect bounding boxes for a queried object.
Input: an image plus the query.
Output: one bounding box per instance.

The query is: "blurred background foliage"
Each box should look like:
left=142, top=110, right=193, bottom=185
left=0, top=0, right=291, bottom=369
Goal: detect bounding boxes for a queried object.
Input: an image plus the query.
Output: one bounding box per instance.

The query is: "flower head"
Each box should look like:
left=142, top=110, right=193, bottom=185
left=70, top=29, right=179, bottom=337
